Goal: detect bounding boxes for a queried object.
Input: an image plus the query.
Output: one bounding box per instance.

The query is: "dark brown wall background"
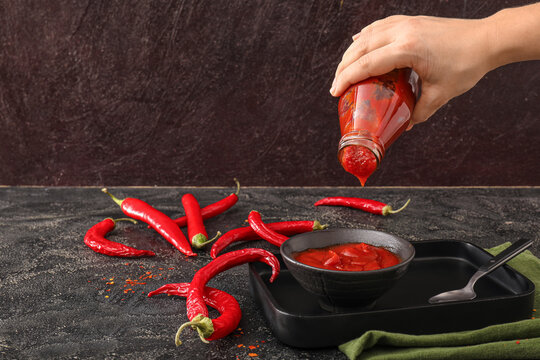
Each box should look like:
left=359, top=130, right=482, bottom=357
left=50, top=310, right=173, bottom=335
left=0, top=0, right=538, bottom=186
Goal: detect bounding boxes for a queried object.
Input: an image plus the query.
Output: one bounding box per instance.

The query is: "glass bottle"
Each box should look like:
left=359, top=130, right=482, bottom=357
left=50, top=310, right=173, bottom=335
left=337, top=68, right=419, bottom=186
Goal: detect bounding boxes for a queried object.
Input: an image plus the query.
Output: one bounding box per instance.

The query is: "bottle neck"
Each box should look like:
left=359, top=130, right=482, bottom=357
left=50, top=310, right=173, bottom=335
left=338, top=132, right=385, bottom=164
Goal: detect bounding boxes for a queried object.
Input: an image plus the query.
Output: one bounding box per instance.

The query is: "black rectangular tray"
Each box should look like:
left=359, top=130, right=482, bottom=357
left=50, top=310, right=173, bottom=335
left=248, top=240, right=535, bottom=349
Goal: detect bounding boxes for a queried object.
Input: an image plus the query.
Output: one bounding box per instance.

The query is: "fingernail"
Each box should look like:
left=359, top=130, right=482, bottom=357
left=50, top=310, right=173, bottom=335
left=329, top=86, right=336, bottom=96
left=330, top=79, right=337, bottom=95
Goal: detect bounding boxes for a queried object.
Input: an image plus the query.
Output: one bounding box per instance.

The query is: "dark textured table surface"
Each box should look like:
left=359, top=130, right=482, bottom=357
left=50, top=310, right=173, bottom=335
left=1, top=186, right=538, bottom=359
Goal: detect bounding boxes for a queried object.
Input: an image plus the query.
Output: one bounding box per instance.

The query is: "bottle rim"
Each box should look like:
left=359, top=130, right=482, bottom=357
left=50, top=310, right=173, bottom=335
left=338, top=132, right=385, bottom=163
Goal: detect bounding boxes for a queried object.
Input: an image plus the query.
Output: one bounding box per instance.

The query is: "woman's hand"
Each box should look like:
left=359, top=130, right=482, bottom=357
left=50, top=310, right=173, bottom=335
left=331, top=15, right=493, bottom=130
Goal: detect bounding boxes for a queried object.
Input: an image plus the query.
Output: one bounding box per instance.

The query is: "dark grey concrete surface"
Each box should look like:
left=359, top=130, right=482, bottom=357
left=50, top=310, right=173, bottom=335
left=0, top=186, right=538, bottom=359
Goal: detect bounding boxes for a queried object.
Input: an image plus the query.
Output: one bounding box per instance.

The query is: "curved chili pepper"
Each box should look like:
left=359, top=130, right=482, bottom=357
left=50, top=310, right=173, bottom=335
left=210, top=220, right=328, bottom=259
left=101, top=188, right=196, bottom=257
left=148, top=283, right=241, bottom=343
left=314, top=197, right=410, bottom=216
left=247, top=211, right=289, bottom=246
left=182, top=193, right=221, bottom=249
left=179, top=248, right=280, bottom=345
left=173, top=179, right=240, bottom=227
left=84, top=218, right=155, bottom=257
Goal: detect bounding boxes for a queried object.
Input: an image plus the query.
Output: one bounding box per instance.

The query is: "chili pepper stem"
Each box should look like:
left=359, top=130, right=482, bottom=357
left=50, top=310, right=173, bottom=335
left=233, top=178, right=240, bottom=195
left=382, top=199, right=411, bottom=216
left=107, top=217, right=138, bottom=225
left=192, top=231, right=222, bottom=249
left=312, top=220, right=328, bottom=231
left=176, top=314, right=213, bottom=346
left=101, top=188, right=124, bottom=207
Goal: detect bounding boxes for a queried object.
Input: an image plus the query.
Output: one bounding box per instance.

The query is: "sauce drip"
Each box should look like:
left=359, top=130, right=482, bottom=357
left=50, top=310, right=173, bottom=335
left=293, top=242, right=400, bottom=271
left=339, top=146, right=377, bottom=186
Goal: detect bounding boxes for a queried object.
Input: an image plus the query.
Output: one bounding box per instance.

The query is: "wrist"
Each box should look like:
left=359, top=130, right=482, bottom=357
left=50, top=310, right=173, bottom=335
left=484, top=4, right=540, bottom=70
left=483, top=10, right=508, bottom=71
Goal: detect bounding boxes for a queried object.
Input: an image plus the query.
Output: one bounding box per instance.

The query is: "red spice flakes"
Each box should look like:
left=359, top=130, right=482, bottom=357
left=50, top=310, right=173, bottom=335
left=124, top=263, right=130, bottom=266
left=248, top=345, right=257, bottom=350
left=237, top=344, right=244, bottom=348
left=168, top=267, right=174, bottom=270
left=125, top=278, right=146, bottom=286
left=248, top=353, right=258, bottom=357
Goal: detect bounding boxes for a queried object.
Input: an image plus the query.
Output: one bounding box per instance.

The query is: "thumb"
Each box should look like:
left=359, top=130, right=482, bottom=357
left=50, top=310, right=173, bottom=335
left=407, top=85, right=446, bottom=131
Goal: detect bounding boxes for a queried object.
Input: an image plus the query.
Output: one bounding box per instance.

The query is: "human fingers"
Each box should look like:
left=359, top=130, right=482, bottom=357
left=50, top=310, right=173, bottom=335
left=351, top=15, right=406, bottom=41
left=334, top=27, right=393, bottom=82
left=406, top=86, right=446, bottom=130
left=331, top=44, right=412, bottom=96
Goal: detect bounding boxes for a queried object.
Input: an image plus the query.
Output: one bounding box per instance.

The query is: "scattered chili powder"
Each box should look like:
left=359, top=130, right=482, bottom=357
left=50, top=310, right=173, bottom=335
left=248, top=353, right=258, bottom=357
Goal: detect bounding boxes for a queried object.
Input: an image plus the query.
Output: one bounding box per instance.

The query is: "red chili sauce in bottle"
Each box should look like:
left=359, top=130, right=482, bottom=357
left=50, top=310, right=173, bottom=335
left=293, top=242, right=400, bottom=271
left=337, top=68, right=418, bottom=186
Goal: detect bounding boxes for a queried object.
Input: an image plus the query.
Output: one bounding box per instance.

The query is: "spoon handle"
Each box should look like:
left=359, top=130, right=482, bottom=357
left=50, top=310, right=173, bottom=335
left=478, top=238, right=533, bottom=275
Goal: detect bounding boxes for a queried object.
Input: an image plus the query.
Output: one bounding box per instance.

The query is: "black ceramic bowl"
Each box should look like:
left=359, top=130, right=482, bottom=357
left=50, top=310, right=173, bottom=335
left=280, top=228, right=415, bottom=312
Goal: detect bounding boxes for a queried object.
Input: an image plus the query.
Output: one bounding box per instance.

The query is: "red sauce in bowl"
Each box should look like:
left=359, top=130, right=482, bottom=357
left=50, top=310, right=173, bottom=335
left=293, top=242, right=400, bottom=271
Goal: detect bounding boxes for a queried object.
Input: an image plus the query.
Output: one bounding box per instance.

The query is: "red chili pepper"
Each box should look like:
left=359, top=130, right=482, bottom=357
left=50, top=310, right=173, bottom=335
left=148, top=283, right=241, bottom=343
left=101, top=188, right=196, bottom=257
left=173, top=179, right=240, bottom=227
left=84, top=218, right=155, bottom=257
left=314, top=197, right=411, bottom=216
left=247, top=210, right=289, bottom=246
left=210, top=220, right=328, bottom=259
left=181, top=193, right=221, bottom=249
left=179, top=248, right=279, bottom=345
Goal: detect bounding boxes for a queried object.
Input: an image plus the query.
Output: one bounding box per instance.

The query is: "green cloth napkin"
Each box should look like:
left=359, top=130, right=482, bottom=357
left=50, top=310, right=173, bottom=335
left=339, top=242, right=540, bottom=360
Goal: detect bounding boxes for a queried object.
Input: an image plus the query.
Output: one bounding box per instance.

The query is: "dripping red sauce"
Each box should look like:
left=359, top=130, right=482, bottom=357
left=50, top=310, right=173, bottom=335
left=339, top=146, right=378, bottom=186
left=293, top=242, right=400, bottom=271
